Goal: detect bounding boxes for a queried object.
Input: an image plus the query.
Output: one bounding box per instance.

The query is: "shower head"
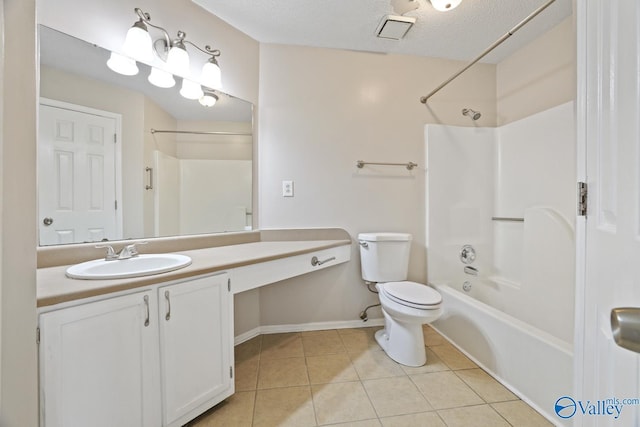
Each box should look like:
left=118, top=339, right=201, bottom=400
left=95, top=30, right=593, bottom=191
left=462, top=108, right=481, bottom=121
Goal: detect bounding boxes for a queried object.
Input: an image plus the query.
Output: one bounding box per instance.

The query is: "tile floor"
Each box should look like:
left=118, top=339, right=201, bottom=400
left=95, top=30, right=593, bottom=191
left=186, top=326, right=553, bottom=427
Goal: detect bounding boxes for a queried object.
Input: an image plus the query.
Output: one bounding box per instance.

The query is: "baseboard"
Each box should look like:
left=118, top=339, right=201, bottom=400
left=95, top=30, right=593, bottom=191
left=234, top=318, right=384, bottom=345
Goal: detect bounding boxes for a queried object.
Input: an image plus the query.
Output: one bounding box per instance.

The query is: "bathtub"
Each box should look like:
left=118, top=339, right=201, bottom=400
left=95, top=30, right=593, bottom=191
left=431, top=282, right=573, bottom=425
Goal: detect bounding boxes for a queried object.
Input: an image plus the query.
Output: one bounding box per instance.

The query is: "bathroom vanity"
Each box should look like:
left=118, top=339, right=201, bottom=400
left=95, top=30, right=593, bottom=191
left=36, top=229, right=351, bottom=427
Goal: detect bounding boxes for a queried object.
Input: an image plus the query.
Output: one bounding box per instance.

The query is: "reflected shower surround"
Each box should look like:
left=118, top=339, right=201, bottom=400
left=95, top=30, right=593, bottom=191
left=107, top=7, right=223, bottom=106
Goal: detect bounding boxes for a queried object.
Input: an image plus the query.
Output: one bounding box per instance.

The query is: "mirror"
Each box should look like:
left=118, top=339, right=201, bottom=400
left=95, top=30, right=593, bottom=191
left=38, top=25, right=254, bottom=246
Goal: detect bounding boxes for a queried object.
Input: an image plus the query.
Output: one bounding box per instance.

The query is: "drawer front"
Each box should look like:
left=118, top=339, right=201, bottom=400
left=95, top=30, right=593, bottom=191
left=230, top=245, right=350, bottom=294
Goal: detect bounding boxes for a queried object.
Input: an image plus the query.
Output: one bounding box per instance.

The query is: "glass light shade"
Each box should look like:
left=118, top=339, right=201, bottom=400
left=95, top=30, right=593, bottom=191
left=122, top=24, right=154, bottom=62
left=201, top=61, right=222, bottom=90
left=429, top=0, right=462, bottom=11
left=199, top=93, right=218, bottom=107
left=180, top=79, right=204, bottom=100
left=106, top=52, right=139, bottom=76
left=148, top=67, right=176, bottom=88
left=166, top=45, right=190, bottom=77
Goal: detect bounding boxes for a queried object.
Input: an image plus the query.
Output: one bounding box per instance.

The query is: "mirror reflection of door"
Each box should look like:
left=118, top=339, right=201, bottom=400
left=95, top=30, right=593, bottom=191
left=38, top=99, right=122, bottom=245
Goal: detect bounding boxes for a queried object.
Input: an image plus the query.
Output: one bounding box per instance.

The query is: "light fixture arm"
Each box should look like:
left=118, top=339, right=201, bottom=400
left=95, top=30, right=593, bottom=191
left=183, top=40, right=221, bottom=59
left=133, top=7, right=172, bottom=55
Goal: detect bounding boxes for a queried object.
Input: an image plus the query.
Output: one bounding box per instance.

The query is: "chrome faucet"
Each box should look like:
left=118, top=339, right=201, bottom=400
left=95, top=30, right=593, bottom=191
left=117, top=241, right=147, bottom=259
left=95, top=244, right=118, bottom=261
left=96, top=241, right=147, bottom=260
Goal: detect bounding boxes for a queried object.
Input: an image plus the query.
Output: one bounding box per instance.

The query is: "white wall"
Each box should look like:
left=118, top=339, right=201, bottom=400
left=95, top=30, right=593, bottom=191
left=257, top=43, right=497, bottom=326
left=497, top=17, right=576, bottom=125
left=1, top=0, right=39, bottom=425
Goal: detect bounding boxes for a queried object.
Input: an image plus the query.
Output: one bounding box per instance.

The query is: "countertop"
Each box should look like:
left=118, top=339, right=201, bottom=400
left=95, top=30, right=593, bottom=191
left=38, top=239, right=351, bottom=307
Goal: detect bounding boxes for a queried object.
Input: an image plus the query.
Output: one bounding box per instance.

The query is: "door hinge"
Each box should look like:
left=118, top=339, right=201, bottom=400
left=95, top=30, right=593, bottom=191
left=228, top=278, right=231, bottom=292
left=115, top=200, right=118, bottom=210
left=578, top=182, right=588, bottom=217
left=230, top=366, right=233, bottom=379
left=36, top=327, right=40, bottom=345
left=113, top=133, right=117, bottom=143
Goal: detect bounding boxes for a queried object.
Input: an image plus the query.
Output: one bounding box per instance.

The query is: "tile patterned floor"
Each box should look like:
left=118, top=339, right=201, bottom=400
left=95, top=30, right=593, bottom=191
left=186, top=326, right=553, bottom=427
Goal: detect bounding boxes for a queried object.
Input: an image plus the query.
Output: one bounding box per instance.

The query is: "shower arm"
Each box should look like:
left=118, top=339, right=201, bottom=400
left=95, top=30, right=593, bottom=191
left=419, top=0, right=556, bottom=104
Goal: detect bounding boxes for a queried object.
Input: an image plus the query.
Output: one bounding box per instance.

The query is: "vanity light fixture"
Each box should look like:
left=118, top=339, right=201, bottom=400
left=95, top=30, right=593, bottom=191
left=109, top=7, right=223, bottom=91
left=429, top=0, right=462, bottom=12
left=199, top=91, right=219, bottom=107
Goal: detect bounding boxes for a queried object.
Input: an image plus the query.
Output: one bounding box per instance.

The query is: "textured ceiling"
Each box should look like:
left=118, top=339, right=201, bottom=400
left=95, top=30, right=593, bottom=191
left=193, top=0, right=572, bottom=63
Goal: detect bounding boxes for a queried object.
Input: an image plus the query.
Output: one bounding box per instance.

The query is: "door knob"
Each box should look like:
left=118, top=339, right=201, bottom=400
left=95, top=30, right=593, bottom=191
left=43, top=217, right=54, bottom=226
left=611, top=307, right=640, bottom=353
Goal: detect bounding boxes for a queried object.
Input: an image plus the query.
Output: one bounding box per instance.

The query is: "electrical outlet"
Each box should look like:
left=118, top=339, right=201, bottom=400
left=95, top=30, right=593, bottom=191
left=282, top=180, right=294, bottom=197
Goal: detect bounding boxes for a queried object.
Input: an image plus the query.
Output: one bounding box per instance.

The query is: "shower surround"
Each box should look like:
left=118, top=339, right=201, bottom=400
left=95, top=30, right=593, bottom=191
left=425, top=102, right=575, bottom=424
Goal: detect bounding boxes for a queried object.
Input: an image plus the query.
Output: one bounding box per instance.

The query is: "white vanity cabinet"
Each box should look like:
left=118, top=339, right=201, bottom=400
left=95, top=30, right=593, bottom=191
left=39, top=272, right=233, bottom=427
left=158, top=274, right=234, bottom=427
left=39, top=290, right=162, bottom=427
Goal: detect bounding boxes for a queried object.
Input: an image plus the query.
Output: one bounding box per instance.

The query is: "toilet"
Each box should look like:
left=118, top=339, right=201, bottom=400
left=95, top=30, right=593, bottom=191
left=358, top=232, right=442, bottom=367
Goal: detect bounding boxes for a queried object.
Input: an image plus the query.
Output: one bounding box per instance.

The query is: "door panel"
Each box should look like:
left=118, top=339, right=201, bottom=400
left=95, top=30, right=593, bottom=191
left=38, top=103, right=119, bottom=245
left=578, top=1, right=640, bottom=426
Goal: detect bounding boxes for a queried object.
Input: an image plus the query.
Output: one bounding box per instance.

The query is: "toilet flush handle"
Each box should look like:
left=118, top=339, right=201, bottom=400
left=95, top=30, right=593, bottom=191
left=359, top=241, right=369, bottom=248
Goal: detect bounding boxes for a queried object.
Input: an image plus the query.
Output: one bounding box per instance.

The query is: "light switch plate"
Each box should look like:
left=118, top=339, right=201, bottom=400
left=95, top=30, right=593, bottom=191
left=282, top=180, right=294, bottom=197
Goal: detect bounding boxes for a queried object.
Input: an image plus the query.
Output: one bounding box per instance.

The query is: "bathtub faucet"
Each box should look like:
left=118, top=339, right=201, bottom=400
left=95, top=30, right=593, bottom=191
left=464, top=266, right=479, bottom=276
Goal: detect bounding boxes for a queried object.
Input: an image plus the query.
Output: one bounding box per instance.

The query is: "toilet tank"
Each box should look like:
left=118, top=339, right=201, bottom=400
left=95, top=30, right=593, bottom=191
left=358, top=232, right=412, bottom=282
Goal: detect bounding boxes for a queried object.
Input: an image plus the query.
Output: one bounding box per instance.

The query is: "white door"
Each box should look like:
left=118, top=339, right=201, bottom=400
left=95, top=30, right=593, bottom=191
left=39, top=291, right=161, bottom=427
left=158, top=274, right=233, bottom=427
left=38, top=101, right=119, bottom=245
left=575, top=1, right=640, bottom=426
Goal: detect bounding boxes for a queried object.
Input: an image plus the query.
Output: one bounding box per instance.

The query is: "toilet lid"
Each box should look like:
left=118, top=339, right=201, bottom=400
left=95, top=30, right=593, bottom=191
left=381, top=281, right=442, bottom=308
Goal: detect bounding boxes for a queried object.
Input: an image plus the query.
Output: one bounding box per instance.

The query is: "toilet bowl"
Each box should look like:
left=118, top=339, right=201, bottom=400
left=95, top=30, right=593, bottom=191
left=357, top=232, right=443, bottom=367
left=374, top=281, right=442, bottom=366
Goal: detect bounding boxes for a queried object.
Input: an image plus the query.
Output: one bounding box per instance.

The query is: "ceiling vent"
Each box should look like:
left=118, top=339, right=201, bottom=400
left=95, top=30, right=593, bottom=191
left=375, top=15, right=416, bottom=40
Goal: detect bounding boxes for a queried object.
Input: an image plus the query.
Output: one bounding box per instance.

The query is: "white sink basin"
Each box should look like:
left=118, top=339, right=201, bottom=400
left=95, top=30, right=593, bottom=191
left=66, top=254, right=192, bottom=280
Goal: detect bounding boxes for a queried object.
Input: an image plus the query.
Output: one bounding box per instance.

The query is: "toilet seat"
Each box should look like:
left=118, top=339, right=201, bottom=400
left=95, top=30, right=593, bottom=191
left=380, top=281, right=442, bottom=310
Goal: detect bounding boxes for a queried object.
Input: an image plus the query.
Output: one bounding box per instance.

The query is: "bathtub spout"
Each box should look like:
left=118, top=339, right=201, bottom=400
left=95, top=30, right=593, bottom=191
left=464, top=266, right=479, bottom=276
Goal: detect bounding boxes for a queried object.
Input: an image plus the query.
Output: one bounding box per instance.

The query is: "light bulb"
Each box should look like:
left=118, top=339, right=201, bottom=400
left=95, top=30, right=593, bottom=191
left=148, top=67, right=176, bottom=88
left=122, top=22, right=154, bottom=62
left=166, top=45, right=190, bottom=77
left=199, top=92, right=218, bottom=107
left=106, top=52, right=139, bottom=76
left=201, top=59, right=222, bottom=90
left=180, top=79, right=204, bottom=100
left=429, top=0, right=462, bottom=12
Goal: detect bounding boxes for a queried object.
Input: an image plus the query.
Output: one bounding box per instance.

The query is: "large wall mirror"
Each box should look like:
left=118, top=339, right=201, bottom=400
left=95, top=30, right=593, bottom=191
left=38, top=25, right=254, bottom=246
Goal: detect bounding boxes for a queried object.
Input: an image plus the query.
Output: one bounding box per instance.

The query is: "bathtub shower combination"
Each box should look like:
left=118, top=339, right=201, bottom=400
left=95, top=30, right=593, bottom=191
left=425, top=102, right=575, bottom=424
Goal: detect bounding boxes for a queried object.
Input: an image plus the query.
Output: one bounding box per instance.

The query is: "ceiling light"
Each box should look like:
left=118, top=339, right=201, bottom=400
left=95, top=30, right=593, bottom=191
left=106, top=52, right=139, bottom=76
left=199, top=91, right=219, bottom=107
left=429, top=0, right=462, bottom=12
left=391, top=0, right=420, bottom=15
left=180, top=79, right=204, bottom=100
left=148, top=67, right=175, bottom=88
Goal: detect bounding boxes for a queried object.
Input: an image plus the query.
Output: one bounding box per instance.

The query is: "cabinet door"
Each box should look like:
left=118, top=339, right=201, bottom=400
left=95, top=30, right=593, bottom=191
left=159, top=273, right=233, bottom=426
left=39, top=291, right=161, bottom=427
